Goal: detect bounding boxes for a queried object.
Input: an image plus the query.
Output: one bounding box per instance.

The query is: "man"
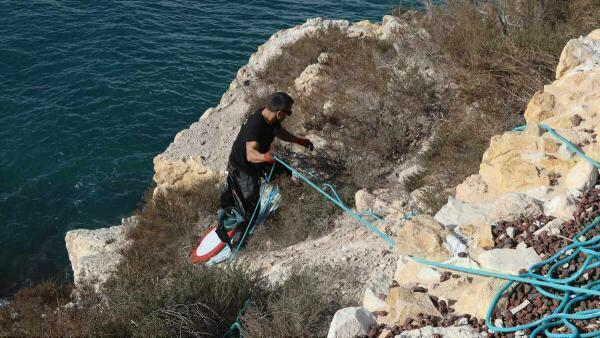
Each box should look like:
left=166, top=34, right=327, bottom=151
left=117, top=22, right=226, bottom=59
left=216, top=92, right=313, bottom=247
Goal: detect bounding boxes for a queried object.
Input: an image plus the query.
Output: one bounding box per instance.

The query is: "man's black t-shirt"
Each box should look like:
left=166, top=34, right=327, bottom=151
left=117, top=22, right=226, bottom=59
left=228, top=109, right=280, bottom=176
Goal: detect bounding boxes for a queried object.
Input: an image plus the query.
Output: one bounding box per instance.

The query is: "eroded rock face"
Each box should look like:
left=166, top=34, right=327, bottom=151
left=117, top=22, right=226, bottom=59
left=65, top=217, right=136, bottom=290
left=152, top=16, right=411, bottom=194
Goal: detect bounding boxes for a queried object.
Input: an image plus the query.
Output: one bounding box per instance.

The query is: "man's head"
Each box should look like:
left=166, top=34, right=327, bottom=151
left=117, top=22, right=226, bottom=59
left=265, top=92, right=294, bottom=123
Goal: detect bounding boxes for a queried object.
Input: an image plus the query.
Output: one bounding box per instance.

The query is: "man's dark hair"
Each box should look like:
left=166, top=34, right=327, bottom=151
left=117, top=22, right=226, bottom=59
left=266, top=92, right=294, bottom=115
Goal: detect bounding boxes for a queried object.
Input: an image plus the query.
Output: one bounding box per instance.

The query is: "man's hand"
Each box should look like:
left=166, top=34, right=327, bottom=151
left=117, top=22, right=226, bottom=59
left=263, top=150, right=276, bottom=164
left=296, top=137, right=314, bottom=151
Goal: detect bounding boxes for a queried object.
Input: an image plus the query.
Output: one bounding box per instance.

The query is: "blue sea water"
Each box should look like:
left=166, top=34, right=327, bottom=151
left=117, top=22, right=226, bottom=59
left=0, top=0, right=419, bottom=294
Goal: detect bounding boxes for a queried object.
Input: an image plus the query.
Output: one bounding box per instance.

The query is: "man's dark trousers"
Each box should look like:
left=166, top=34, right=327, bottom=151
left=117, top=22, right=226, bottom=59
left=217, top=167, right=261, bottom=244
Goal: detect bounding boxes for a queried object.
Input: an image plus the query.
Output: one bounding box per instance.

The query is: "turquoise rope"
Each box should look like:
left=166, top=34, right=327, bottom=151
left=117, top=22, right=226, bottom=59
left=274, top=155, right=398, bottom=247
left=230, top=163, right=278, bottom=261
left=223, top=165, right=278, bottom=338
left=513, top=124, right=600, bottom=168
left=411, top=124, right=600, bottom=337
left=221, top=299, right=252, bottom=338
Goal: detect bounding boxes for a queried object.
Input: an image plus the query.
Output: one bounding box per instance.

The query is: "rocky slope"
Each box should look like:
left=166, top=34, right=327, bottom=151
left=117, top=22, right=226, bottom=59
left=327, top=29, right=600, bottom=338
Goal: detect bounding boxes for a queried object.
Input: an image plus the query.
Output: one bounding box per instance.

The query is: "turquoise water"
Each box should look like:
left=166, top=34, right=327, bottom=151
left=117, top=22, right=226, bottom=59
left=0, top=0, right=418, bottom=294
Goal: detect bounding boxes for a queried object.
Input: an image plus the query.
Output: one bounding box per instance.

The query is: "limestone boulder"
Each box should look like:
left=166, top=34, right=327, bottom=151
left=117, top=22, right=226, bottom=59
left=589, top=29, right=600, bottom=41
left=394, top=215, right=452, bottom=261
left=355, top=189, right=409, bottom=216
left=363, top=270, right=394, bottom=312
left=455, top=174, right=489, bottom=203
left=489, top=192, right=543, bottom=223
left=379, top=287, right=440, bottom=326
left=65, top=217, right=136, bottom=290
left=428, top=276, right=505, bottom=319
left=152, top=154, right=217, bottom=194
left=363, top=288, right=388, bottom=313
left=524, top=91, right=557, bottom=124
left=327, top=307, right=376, bottom=338
left=478, top=247, right=542, bottom=275
left=478, top=131, right=552, bottom=196
left=556, top=34, right=600, bottom=80
left=396, top=325, right=484, bottom=338
left=434, top=197, right=492, bottom=229
left=566, top=160, right=598, bottom=195
left=456, top=221, right=494, bottom=250
left=544, top=194, right=578, bottom=220
left=394, top=255, right=446, bottom=287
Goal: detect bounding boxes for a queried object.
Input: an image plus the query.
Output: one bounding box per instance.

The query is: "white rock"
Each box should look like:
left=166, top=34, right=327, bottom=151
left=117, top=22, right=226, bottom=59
left=417, top=267, right=443, bottom=282
left=434, top=197, right=492, bottom=229
left=444, top=256, right=480, bottom=269
left=327, top=307, right=375, bottom=338
left=506, top=227, right=516, bottom=239
left=557, top=143, right=576, bottom=160
left=65, top=223, right=132, bottom=290
left=566, top=161, right=598, bottom=195
left=478, top=247, right=541, bottom=275
left=396, top=325, right=483, bottom=338
left=363, top=288, right=388, bottom=313
left=534, top=219, right=564, bottom=236
left=544, top=194, right=578, bottom=220
left=516, top=242, right=528, bottom=250
left=445, top=234, right=468, bottom=256
left=489, top=192, right=542, bottom=222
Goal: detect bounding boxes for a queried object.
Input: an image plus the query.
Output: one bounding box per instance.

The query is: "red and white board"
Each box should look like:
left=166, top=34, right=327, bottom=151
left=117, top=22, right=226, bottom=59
left=189, top=225, right=236, bottom=264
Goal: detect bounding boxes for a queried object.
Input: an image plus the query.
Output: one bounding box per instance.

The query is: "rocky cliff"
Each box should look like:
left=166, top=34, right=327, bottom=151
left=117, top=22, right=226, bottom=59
left=62, top=12, right=600, bottom=338
left=65, top=13, right=446, bottom=291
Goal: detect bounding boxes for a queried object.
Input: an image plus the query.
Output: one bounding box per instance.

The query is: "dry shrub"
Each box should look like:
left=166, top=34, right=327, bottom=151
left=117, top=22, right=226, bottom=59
left=97, top=264, right=265, bottom=337
left=241, top=271, right=343, bottom=338
left=289, top=36, right=448, bottom=191
left=0, top=281, right=72, bottom=336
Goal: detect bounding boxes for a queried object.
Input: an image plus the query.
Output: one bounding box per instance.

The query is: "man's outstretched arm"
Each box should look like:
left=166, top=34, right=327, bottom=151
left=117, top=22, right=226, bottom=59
left=276, top=127, right=314, bottom=150
left=246, top=141, right=275, bottom=164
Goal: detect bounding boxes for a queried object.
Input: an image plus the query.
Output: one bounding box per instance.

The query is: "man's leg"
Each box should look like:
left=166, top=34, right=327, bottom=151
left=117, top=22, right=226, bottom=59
left=233, top=170, right=261, bottom=237
left=216, top=173, right=235, bottom=247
